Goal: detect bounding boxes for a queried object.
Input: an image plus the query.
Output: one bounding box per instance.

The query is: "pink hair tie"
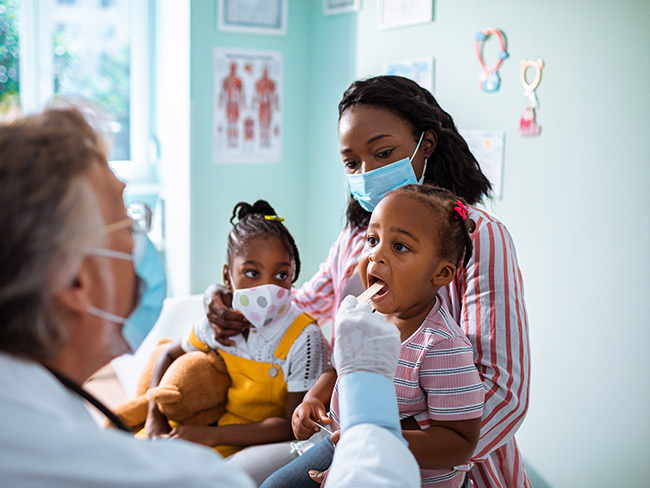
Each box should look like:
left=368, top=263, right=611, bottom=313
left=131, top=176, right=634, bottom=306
left=454, top=200, right=468, bottom=221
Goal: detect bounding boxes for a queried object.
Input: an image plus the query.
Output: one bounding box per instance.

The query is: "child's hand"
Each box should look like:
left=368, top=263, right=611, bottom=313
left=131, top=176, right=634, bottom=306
left=144, top=406, right=171, bottom=438
left=168, top=425, right=217, bottom=447
left=291, top=398, right=330, bottom=440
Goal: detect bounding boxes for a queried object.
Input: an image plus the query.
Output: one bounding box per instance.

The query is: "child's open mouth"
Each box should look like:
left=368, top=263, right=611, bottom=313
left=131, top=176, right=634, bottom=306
left=367, top=276, right=388, bottom=299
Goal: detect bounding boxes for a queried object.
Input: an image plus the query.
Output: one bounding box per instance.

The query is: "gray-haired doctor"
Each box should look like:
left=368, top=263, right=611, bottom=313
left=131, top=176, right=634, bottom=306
left=0, top=106, right=418, bottom=487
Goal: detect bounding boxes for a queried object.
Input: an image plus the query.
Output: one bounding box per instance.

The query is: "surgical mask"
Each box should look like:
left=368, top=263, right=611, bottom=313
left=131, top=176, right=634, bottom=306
left=87, top=231, right=167, bottom=352
left=231, top=281, right=292, bottom=329
left=347, top=132, right=425, bottom=212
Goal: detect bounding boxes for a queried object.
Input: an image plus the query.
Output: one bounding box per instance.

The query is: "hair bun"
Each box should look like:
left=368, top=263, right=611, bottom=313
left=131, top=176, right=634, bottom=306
left=230, top=199, right=277, bottom=225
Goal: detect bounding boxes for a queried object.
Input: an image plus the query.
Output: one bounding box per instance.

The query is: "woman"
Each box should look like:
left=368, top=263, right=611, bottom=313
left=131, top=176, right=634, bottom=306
left=209, top=75, right=530, bottom=487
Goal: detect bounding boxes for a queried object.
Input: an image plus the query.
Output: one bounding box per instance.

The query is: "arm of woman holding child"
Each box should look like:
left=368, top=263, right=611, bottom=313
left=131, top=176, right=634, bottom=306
left=168, top=391, right=305, bottom=447
left=461, top=217, right=530, bottom=462
left=401, top=417, right=482, bottom=468
left=144, top=340, right=186, bottom=438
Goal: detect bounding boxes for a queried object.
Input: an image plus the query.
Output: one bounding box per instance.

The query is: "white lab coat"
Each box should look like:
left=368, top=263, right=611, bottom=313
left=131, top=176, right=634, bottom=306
left=0, top=353, right=255, bottom=488
left=327, top=424, right=421, bottom=487
left=0, top=353, right=418, bottom=487
left=325, top=372, right=421, bottom=488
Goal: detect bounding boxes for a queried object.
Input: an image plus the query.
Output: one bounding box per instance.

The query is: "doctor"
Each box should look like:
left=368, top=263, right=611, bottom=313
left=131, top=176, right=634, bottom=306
left=0, top=105, right=418, bottom=487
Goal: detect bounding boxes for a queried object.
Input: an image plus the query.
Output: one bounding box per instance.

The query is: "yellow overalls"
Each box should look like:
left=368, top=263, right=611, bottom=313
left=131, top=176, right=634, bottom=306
left=212, top=312, right=316, bottom=458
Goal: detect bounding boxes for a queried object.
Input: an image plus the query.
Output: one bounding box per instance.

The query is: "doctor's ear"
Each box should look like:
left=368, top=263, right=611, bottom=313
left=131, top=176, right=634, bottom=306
left=53, top=263, right=92, bottom=315
left=422, top=129, right=438, bottom=159
left=432, top=261, right=456, bottom=287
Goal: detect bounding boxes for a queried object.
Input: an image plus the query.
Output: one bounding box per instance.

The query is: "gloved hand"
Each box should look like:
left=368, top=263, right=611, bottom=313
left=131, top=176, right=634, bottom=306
left=333, top=295, right=401, bottom=380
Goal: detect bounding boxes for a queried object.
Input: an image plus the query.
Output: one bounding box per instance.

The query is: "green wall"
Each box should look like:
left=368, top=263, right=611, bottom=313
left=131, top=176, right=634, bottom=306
left=190, top=0, right=355, bottom=292
left=189, top=1, right=649, bottom=486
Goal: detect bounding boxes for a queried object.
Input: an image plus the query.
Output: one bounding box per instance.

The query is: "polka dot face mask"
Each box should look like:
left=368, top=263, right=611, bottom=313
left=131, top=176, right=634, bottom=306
left=232, top=283, right=293, bottom=329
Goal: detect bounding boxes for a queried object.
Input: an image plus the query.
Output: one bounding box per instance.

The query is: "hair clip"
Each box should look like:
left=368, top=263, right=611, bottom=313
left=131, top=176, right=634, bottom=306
left=453, top=200, right=468, bottom=221
left=264, top=215, right=285, bottom=223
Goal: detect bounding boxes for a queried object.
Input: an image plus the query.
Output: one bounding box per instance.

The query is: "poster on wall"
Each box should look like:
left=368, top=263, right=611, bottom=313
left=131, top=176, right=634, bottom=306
left=383, top=56, right=435, bottom=93
left=212, top=48, right=283, bottom=164
left=460, top=129, right=505, bottom=198
left=324, top=0, right=360, bottom=15
left=378, top=0, right=434, bottom=29
left=217, top=0, right=287, bottom=35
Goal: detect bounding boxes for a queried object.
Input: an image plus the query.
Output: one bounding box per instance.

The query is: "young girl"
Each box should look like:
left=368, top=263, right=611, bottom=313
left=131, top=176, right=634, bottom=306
left=262, top=185, right=485, bottom=488
left=144, top=200, right=330, bottom=462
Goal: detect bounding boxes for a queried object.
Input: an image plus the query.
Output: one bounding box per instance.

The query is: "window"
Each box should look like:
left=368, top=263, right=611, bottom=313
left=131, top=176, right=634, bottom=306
left=0, top=0, right=162, bottom=247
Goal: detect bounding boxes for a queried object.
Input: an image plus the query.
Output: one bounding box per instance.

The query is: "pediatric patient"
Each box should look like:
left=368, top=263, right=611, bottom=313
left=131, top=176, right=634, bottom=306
left=262, top=185, right=485, bottom=488
left=145, top=200, right=330, bottom=462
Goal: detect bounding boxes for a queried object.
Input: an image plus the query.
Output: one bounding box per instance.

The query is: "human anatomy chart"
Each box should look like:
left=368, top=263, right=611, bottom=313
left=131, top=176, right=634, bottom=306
left=212, top=48, right=283, bottom=163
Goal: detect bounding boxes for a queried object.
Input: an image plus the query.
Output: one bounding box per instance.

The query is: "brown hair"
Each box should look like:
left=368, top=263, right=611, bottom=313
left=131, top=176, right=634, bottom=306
left=0, top=106, right=108, bottom=360
left=389, top=184, right=477, bottom=268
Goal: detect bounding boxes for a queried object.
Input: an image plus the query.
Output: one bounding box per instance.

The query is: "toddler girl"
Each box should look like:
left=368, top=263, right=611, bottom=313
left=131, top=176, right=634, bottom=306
left=144, top=200, right=330, bottom=461
left=262, top=185, right=484, bottom=488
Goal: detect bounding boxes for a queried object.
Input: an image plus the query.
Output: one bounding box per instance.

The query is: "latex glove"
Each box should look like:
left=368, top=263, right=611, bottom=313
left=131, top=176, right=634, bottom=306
left=333, top=295, right=401, bottom=380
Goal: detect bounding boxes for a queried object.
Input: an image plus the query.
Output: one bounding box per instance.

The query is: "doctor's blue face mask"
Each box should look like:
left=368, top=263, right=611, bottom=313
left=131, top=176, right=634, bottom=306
left=346, top=132, right=426, bottom=212
left=86, top=202, right=167, bottom=352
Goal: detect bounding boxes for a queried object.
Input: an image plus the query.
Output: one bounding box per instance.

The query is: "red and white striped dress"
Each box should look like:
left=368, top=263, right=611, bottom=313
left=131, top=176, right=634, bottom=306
left=293, top=206, right=531, bottom=488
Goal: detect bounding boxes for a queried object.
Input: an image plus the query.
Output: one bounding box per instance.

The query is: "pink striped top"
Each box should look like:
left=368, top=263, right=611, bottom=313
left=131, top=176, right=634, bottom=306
left=293, top=206, right=531, bottom=488
left=330, top=295, right=484, bottom=488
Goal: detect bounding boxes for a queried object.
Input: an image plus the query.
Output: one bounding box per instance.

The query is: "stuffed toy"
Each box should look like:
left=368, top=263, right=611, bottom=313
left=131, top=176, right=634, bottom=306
left=110, top=338, right=231, bottom=433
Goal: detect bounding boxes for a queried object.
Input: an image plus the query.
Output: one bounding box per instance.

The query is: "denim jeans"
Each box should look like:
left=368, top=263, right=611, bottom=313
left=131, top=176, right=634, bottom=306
left=260, top=436, right=335, bottom=488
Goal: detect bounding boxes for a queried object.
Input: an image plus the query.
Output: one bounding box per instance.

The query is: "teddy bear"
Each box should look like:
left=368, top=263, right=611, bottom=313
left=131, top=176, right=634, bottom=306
left=109, top=338, right=231, bottom=433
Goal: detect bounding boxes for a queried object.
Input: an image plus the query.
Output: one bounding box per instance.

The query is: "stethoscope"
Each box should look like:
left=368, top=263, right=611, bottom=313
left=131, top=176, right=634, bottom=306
left=46, top=366, right=132, bottom=433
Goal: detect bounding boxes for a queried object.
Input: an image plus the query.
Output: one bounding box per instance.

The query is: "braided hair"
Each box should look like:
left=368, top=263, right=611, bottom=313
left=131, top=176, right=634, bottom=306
left=227, top=199, right=301, bottom=283
left=390, top=185, right=476, bottom=268
left=338, top=75, right=492, bottom=229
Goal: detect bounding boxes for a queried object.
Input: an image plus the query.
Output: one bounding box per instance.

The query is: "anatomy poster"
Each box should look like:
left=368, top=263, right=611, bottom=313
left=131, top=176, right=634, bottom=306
left=212, top=48, right=283, bottom=163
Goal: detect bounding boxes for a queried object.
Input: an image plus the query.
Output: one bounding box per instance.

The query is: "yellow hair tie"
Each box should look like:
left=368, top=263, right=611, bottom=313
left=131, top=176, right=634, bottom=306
left=264, top=215, right=285, bottom=223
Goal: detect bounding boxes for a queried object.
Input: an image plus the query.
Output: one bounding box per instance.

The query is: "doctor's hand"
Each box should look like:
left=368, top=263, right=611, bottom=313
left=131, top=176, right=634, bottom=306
left=291, top=398, right=331, bottom=441
left=204, top=283, right=250, bottom=347
left=333, top=295, right=401, bottom=380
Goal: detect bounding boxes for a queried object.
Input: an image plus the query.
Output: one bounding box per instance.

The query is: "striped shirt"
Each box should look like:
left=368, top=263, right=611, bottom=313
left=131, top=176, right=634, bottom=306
left=330, top=296, right=484, bottom=488
left=293, top=206, right=531, bottom=488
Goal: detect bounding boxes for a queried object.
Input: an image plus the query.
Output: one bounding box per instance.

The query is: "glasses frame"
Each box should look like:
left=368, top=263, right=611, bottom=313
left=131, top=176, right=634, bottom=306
left=104, top=202, right=152, bottom=235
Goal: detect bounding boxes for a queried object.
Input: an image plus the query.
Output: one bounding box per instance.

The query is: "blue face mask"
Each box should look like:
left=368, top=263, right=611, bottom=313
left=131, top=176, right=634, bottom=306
left=87, top=232, right=167, bottom=352
left=346, top=132, right=426, bottom=212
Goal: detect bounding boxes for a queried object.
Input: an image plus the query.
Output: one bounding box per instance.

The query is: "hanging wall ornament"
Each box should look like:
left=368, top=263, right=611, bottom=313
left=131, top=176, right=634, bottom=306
left=475, top=28, right=509, bottom=93
left=518, top=58, right=544, bottom=137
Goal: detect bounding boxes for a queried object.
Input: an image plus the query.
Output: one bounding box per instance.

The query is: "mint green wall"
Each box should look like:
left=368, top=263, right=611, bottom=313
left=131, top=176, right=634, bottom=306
left=190, top=1, right=649, bottom=485
left=351, top=1, right=649, bottom=486
left=190, top=1, right=355, bottom=293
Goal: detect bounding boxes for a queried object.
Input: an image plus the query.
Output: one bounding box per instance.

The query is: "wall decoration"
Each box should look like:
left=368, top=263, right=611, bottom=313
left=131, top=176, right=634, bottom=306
left=518, top=59, right=545, bottom=137
left=460, top=129, right=505, bottom=198
left=475, top=27, right=509, bottom=93
left=383, top=56, right=435, bottom=94
left=217, top=0, right=287, bottom=36
left=378, top=0, right=434, bottom=30
left=324, top=0, right=360, bottom=16
left=212, top=48, right=283, bottom=164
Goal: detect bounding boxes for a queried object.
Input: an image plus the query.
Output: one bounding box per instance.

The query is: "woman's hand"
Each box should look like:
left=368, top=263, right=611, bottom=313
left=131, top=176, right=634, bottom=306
left=291, top=398, right=331, bottom=440
left=205, top=283, right=250, bottom=347
left=168, top=425, right=218, bottom=447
